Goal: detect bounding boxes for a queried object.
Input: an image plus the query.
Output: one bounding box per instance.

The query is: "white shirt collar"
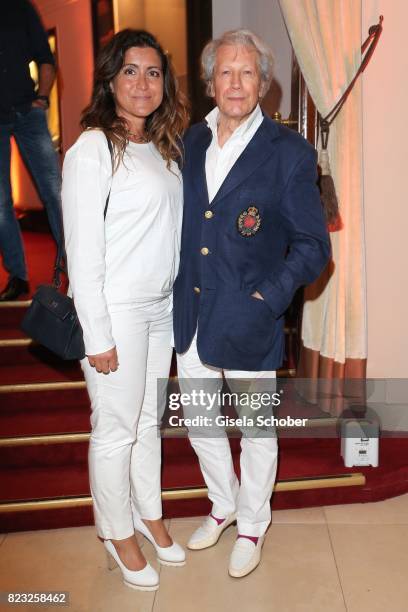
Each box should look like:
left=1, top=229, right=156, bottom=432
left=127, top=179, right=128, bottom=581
left=205, top=104, right=263, bottom=146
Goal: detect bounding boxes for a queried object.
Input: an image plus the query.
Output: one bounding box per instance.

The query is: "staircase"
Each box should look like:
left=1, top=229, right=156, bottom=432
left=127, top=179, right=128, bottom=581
left=1, top=297, right=381, bottom=533
left=0, top=300, right=216, bottom=531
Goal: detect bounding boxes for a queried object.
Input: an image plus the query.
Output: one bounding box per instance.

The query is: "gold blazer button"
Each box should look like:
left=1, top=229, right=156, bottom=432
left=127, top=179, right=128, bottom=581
left=200, top=247, right=209, bottom=255
left=204, top=210, right=213, bottom=219
left=193, top=286, right=201, bottom=293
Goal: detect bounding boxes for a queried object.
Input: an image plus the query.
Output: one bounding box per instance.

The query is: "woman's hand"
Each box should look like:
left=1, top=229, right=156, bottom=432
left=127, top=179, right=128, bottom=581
left=87, top=347, right=118, bottom=374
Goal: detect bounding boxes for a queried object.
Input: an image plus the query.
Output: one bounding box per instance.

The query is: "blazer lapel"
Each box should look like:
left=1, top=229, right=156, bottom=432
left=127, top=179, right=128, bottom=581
left=211, top=117, right=280, bottom=206
left=189, top=123, right=212, bottom=205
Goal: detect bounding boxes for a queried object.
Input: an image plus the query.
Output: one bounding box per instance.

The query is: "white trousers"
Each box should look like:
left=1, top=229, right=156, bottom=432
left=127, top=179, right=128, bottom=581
left=81, top=299, right=173, bottom=540
left=177, top=333, right=278, bottom=537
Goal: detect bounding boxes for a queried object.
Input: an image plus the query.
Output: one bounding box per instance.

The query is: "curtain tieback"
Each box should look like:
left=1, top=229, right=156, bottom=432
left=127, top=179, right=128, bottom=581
left=318, top=15, right=384, bottom=228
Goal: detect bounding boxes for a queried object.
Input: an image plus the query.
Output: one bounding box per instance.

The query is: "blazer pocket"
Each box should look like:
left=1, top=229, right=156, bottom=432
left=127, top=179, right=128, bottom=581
left=219, top=290, right=276, bottom=359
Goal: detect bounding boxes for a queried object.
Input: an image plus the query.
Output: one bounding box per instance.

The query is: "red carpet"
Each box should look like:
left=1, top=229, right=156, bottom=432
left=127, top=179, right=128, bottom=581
left=1, top=229, right=408, bottom=533
left=1, top=437, right=408, bottom=532
left=0, top=229, right=57, bottom=295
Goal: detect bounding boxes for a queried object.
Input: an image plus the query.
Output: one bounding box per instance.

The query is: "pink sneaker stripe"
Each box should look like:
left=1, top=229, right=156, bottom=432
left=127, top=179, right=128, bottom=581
left=210, top=513, right=226, bottom=526
left=237, top=534, right=259, bottom=545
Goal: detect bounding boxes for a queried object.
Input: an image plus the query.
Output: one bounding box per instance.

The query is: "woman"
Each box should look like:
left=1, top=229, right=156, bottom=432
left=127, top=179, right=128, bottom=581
left=62, top=29, right=189, bottom=591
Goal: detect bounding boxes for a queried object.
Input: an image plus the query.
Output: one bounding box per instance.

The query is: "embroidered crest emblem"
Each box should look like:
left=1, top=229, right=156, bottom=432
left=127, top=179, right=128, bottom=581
left=237, top=206, right=261, bottom=237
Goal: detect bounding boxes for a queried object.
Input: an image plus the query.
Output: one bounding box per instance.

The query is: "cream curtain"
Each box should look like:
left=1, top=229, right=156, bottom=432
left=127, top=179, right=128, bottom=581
left=279, top=0, right=367, bottom=376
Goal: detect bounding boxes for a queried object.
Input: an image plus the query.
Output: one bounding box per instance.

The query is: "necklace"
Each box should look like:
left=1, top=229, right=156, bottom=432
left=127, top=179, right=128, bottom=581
left=127, top=131, right=149, bottom=143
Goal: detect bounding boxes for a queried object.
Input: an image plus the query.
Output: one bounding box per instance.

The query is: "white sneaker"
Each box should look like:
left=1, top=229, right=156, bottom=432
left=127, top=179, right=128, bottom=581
left=228, top=536, right=264, bottom=578
left=187, top=513, right=237, bottom=550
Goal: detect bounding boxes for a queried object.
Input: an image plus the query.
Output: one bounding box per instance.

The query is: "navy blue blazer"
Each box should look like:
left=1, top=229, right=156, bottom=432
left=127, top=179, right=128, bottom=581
left=173, top=114, right=330, bottom=371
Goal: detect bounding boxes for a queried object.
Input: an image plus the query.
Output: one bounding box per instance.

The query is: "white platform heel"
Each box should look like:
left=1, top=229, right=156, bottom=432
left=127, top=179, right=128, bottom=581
left=104, top=540, right=159, bottom=591
left=133, top=515, right=186, bottom=567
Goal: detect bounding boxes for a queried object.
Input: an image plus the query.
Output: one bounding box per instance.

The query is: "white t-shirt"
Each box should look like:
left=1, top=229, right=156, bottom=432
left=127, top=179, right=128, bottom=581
left=62, top=129, right=182, bottom=355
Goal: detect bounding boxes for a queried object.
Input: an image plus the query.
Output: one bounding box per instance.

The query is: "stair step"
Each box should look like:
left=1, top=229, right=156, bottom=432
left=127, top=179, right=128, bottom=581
left=0, top=440, right=89, bottom=469
left=0, top=436, right=228, bottom=470
left=0, top=386, right=91, bottom=441
left=1, top=403, right=91, bottom=437
left=0, top=373, right=302, bottom=439
left=0, top=366, right=295, bottom=392
left=0, top=342, right=72, bottom=367
left=0, top=386, right=89, bottom=409
left=0, top=345, right=296, bottom=370
left=0, top=362, right=83, bottom=386
left=0, top=435, right=358, bottom=471
left=0, top=473, right=370, bottom=534
left=0, top=328, right=28, bottom=341
left=0, top=435, right=362, bottom=476
left=0, top=473, right=368, bottom=512
left=0, top=301, right=31, bottom=328
left=0, top=327, right=299, bottom=368
left=0, top=326, right=298, bottom=343
left=0, top=441, right=207, bottom=503
left=0, top=465, right=90, bottom=502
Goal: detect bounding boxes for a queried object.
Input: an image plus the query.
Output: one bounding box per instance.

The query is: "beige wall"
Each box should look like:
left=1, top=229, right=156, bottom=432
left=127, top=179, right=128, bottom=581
left=33, top=0, right=94, bottom=153
left=113, top=0, right=187, bottom=77
left=113, top=0, right=145, bottom=30
left=212, top=0, right=243, bottom=36
left=362, top=0, right=408, bottom=377
left=212, top=0, right=292, bottom=117
left=144, top=0, right=187, bottom=77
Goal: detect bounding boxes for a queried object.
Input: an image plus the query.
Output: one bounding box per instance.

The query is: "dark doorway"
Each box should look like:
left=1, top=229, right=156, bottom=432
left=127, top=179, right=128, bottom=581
left=186, top=0, right=213, bottom=123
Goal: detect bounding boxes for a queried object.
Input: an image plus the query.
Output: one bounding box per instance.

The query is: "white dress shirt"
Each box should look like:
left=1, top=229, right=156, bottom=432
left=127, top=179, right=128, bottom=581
left=205, top=103, right=264, bottom=202
left=62, top=129, right=183, bottom=355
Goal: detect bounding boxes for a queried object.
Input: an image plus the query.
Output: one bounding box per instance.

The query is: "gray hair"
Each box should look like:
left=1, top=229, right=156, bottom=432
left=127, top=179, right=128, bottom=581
left=201, top=29, right=274, bottom=97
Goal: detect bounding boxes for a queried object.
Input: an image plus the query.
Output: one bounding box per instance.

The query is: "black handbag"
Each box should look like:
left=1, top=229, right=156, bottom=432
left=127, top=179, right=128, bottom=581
left=21, top=134, right=114, bottom=360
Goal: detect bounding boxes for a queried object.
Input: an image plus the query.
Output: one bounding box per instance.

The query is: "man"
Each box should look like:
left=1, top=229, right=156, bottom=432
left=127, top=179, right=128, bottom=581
left=173, top=30, right=330, bottom=577
left=0, top=0, right=63, bottom=301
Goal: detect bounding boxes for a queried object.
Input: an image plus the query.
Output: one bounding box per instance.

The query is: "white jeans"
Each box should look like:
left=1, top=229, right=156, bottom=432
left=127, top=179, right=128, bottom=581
left=81, top=299, right=173, bottom=540
left=177, top=333, right=278, bottom=537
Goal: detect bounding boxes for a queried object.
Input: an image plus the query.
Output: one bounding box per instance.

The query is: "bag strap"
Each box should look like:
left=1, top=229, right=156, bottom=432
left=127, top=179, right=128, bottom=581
left=104, top=135, right=114, bottom=218
left=53, top=132, right=114, bottom=288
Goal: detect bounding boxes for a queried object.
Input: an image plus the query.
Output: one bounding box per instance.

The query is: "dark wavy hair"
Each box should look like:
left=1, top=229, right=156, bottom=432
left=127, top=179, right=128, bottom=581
left=81, top=29, right=189, bottom=168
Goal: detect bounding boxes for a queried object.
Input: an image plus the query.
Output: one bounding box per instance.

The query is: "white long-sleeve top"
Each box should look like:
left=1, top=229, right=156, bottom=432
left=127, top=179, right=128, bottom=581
left=61, top=129, right=182, bottom=355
